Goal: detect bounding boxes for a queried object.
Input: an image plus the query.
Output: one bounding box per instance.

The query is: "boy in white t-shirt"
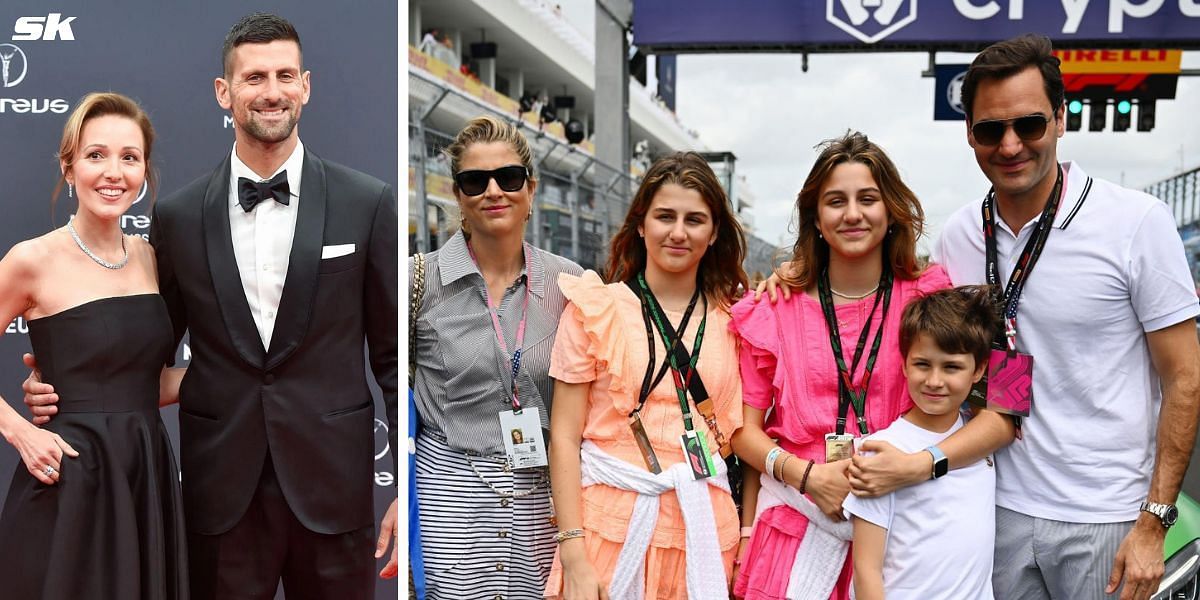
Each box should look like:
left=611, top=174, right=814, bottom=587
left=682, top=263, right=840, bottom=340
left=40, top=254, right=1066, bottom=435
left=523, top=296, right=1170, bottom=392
left=844, top=286, right=999, bottom=600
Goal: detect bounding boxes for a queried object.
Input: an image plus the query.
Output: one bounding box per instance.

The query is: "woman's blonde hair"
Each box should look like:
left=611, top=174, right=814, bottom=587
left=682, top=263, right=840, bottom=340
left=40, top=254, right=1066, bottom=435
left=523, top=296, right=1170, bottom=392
left=55, top=92, right=158, bottom=205
left=442, top=115, right=537, bottom=183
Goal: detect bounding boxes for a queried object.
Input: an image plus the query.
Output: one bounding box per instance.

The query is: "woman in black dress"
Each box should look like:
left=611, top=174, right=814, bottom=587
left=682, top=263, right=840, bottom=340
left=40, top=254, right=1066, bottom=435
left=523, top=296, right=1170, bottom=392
left=0, top=92, right=187, bottom=599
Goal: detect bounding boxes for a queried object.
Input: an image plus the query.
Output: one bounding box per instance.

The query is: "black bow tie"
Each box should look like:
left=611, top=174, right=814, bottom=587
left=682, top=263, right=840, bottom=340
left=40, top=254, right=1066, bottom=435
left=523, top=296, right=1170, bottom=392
left=237, top=171, right=290, bottom=213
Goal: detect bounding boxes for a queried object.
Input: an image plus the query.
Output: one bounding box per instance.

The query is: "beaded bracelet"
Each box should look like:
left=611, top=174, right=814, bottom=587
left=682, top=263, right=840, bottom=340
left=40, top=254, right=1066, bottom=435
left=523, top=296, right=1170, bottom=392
left=798, top=460, right=816, bottom=495
left=554, top=528, right=585, bottom=543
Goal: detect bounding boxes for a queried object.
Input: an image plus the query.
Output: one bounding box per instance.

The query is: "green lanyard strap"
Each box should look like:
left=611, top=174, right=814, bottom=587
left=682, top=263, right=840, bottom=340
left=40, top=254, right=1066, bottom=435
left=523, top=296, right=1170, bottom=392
left=817, top=267, right=894, bottom=436
left=633, top=272, right=708, bottom=432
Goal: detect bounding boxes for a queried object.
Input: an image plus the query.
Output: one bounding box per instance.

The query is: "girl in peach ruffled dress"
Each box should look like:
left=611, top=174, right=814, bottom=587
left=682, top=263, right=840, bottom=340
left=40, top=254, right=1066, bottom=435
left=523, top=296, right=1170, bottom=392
left=544, top=152, right=748, bottom=600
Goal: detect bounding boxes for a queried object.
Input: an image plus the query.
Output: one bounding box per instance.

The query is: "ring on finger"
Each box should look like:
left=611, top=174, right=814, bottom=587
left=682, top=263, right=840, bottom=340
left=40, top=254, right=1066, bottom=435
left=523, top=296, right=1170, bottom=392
left=44, top=465, right=57, bottom=477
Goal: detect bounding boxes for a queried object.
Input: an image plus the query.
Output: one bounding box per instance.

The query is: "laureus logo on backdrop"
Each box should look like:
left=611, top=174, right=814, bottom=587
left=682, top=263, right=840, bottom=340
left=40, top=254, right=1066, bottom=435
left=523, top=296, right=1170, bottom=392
left=1, top=14, right=75, bottom=115
left=5, top=316, right=30, bottom=335
left=374, top=418, right=394, bottom=486
left=119, top=181, right=153, bottom=239
left=0, top=43, right=27, bottom=87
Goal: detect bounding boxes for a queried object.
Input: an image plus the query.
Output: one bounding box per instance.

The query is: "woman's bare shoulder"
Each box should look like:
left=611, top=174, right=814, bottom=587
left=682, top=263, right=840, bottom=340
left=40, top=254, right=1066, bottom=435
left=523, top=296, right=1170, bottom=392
left=3, top=229, right=61, bottom=268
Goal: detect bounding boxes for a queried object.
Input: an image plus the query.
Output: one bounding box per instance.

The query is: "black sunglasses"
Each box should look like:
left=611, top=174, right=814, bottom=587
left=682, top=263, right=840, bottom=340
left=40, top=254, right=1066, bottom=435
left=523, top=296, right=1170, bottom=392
left=453, top=165, right=528, bottom=196
left=970, top=114, right=1051, bottom=146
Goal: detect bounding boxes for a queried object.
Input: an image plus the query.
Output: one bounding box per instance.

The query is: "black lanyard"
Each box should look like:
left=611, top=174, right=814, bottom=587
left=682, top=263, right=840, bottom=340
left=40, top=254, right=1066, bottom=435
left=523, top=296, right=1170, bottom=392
left=631, top=273, right=708, bottom=433
left=817, top=267, right=894, bottom=436
left=626, top=279, right=703, bottom=416
left=982, top=164, right=1063, bottom=350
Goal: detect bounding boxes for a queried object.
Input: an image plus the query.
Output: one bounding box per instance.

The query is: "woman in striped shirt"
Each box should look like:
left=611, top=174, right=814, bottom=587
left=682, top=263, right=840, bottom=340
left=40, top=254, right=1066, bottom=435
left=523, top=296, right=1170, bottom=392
left=409, top=115, right=582, bottom=599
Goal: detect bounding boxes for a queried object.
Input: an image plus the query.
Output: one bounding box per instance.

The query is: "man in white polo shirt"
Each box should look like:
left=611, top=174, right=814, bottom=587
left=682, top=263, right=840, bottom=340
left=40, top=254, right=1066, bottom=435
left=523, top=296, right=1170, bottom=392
left=935, top=34, right=1200, bottom=600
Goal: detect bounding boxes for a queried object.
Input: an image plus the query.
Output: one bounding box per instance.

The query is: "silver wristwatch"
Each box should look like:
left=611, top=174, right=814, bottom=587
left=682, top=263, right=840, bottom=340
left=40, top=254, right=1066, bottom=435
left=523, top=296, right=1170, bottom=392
left=1139, top=501, right=1179, bottom=529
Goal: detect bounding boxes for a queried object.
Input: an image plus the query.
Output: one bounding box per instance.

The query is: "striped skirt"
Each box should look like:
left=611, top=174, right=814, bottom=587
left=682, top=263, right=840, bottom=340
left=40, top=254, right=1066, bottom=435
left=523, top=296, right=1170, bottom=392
left=416, top=431, right=556, bottom=599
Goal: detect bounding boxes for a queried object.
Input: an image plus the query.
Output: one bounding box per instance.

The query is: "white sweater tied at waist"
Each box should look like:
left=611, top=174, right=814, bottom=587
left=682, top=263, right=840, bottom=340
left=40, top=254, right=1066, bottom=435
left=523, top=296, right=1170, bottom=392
left=579, top=439, right=730, bottom=600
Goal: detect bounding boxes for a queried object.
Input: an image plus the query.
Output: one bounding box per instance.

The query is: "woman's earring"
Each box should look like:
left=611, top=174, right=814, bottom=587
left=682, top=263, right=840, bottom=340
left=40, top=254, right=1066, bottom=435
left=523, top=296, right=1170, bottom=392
left=67, top=183, right=73, bottom=198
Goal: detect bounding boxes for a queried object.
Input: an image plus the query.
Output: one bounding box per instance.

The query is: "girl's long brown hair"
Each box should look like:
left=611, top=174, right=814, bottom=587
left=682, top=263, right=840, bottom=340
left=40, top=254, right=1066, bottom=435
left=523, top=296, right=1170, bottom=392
left=605, top=152, right=748, bottom=308
left=780, top=131, right=925, bottom=289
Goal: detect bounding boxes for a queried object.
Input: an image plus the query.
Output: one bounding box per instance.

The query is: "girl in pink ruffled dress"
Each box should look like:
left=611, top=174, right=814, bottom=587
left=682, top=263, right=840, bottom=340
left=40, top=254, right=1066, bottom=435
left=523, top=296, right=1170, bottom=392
left=729, top=132, right=952, bottom=600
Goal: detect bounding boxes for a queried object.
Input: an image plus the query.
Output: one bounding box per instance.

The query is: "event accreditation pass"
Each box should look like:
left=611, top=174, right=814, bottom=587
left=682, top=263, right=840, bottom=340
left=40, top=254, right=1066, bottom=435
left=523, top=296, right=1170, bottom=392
left=825, top=433, right=855, bottom=462
left=499, top=407, right=548, bottom=469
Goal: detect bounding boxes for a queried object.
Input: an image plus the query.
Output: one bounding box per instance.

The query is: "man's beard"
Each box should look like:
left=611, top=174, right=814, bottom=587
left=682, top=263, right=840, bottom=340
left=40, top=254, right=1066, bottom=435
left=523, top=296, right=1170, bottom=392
left=241, top=106, right=298, bottom=144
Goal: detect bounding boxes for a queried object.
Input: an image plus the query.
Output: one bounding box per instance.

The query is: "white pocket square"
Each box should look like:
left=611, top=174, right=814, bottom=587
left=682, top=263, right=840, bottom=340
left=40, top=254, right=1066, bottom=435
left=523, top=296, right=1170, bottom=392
left=321, top=244, right=355, bottom=259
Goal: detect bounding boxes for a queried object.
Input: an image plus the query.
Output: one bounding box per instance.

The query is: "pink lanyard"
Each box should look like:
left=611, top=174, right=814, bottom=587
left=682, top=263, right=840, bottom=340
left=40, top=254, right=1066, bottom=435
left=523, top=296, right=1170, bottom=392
left=468, top=242, right=531, bottom=412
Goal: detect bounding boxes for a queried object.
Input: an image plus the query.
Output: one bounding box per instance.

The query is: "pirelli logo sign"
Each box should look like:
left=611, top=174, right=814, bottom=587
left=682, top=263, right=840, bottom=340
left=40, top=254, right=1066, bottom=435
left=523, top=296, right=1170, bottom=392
left=1054, top=49, right=1183, bottom=75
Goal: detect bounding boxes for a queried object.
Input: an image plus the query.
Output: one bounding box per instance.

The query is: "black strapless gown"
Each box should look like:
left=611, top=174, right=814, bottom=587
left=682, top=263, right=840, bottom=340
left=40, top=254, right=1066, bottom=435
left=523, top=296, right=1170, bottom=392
left=0, top=294, right=187, bottom=599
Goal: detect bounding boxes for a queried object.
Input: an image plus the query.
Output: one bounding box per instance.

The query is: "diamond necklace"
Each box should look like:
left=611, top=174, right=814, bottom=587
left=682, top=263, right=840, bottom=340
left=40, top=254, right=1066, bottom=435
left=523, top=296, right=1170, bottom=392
left=67, top=218, right=128, bottom=270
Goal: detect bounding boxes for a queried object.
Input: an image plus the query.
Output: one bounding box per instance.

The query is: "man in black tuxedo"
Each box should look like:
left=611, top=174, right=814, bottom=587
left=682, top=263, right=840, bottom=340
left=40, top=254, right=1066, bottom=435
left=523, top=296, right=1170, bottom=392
left=25, top=13, right=398, bottom=599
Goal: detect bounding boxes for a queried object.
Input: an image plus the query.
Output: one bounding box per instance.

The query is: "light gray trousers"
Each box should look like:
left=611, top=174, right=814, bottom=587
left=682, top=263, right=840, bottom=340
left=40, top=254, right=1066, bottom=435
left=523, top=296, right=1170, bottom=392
left=993, top=506, right=1135, bottom=599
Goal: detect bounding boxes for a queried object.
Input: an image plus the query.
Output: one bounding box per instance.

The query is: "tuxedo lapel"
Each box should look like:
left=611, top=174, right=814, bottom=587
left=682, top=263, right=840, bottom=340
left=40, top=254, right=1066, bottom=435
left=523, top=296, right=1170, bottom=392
left=265, top=150, right=326, bottom=370
left=202, top=154, right=266, bottom=368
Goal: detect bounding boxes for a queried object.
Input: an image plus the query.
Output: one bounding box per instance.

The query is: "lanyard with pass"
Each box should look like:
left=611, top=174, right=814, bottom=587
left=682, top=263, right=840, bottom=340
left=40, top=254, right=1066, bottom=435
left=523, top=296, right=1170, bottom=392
left=468, top=242, right=548, bottom=469
left=624, top=277, right=702, bottom=474
left=633, top=273, right=715, bottom=479
left=971, top=164, right=1064, bottom=418
left=817, top=266, right=894, bottom=447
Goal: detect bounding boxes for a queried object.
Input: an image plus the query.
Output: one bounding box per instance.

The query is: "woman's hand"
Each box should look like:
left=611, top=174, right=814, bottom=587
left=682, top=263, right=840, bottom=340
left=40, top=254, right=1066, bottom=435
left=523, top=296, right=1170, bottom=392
left=800, top=458, right=852, bottom=522
left=560, top=539, right=609, bottom=600
left=752, top=261, right=799, bottom=302
left=731, top=535, right=750, bottom=597
left=7, top=423, right=78, bottom=485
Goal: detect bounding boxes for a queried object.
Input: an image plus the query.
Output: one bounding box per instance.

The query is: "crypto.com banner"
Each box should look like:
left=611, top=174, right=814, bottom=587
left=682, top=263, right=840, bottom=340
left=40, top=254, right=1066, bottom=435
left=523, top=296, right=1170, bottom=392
left=0, top=1, right=397, bottom=597
left=633, top=0, right=1200, bottom=52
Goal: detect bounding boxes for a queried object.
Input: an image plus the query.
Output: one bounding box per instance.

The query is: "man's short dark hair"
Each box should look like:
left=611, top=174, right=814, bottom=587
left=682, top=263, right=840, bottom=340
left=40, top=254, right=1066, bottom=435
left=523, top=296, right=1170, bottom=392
left=222, top=13, right=302, bottom=76
left=961, top=34, right=1064, bottom=122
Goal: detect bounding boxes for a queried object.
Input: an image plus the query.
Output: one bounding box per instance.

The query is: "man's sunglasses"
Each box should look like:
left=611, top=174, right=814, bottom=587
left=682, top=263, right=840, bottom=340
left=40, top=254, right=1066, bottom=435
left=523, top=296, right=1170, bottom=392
left=970, top=114, right=1051, bottom=146
left=453, top=165, right=528, bottom=196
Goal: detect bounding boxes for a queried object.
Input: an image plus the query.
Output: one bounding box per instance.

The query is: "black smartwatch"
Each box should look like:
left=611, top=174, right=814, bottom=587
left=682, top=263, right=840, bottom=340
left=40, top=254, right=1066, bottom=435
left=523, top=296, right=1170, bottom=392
left=925, top=446, right=949, bottom=480
left=1140, top=501, right=1178, bottom=529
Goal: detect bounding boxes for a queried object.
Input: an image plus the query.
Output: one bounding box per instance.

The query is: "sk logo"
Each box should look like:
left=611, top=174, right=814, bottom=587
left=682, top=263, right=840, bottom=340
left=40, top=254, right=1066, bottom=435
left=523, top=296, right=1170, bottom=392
left=13, top=14, right=77, bottom=41
left=827, top=0, right=918, bottom=45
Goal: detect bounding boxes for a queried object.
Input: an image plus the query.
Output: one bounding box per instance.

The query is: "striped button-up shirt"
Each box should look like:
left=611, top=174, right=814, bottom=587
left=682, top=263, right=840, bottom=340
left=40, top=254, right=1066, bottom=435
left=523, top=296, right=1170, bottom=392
left=410, top=231, right=582, bottom=455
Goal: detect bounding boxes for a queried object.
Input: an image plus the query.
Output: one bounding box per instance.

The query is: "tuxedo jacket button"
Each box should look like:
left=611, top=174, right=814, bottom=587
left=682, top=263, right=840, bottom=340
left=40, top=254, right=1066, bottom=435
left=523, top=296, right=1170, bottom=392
left=264, top=373, right=275, bottom=385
